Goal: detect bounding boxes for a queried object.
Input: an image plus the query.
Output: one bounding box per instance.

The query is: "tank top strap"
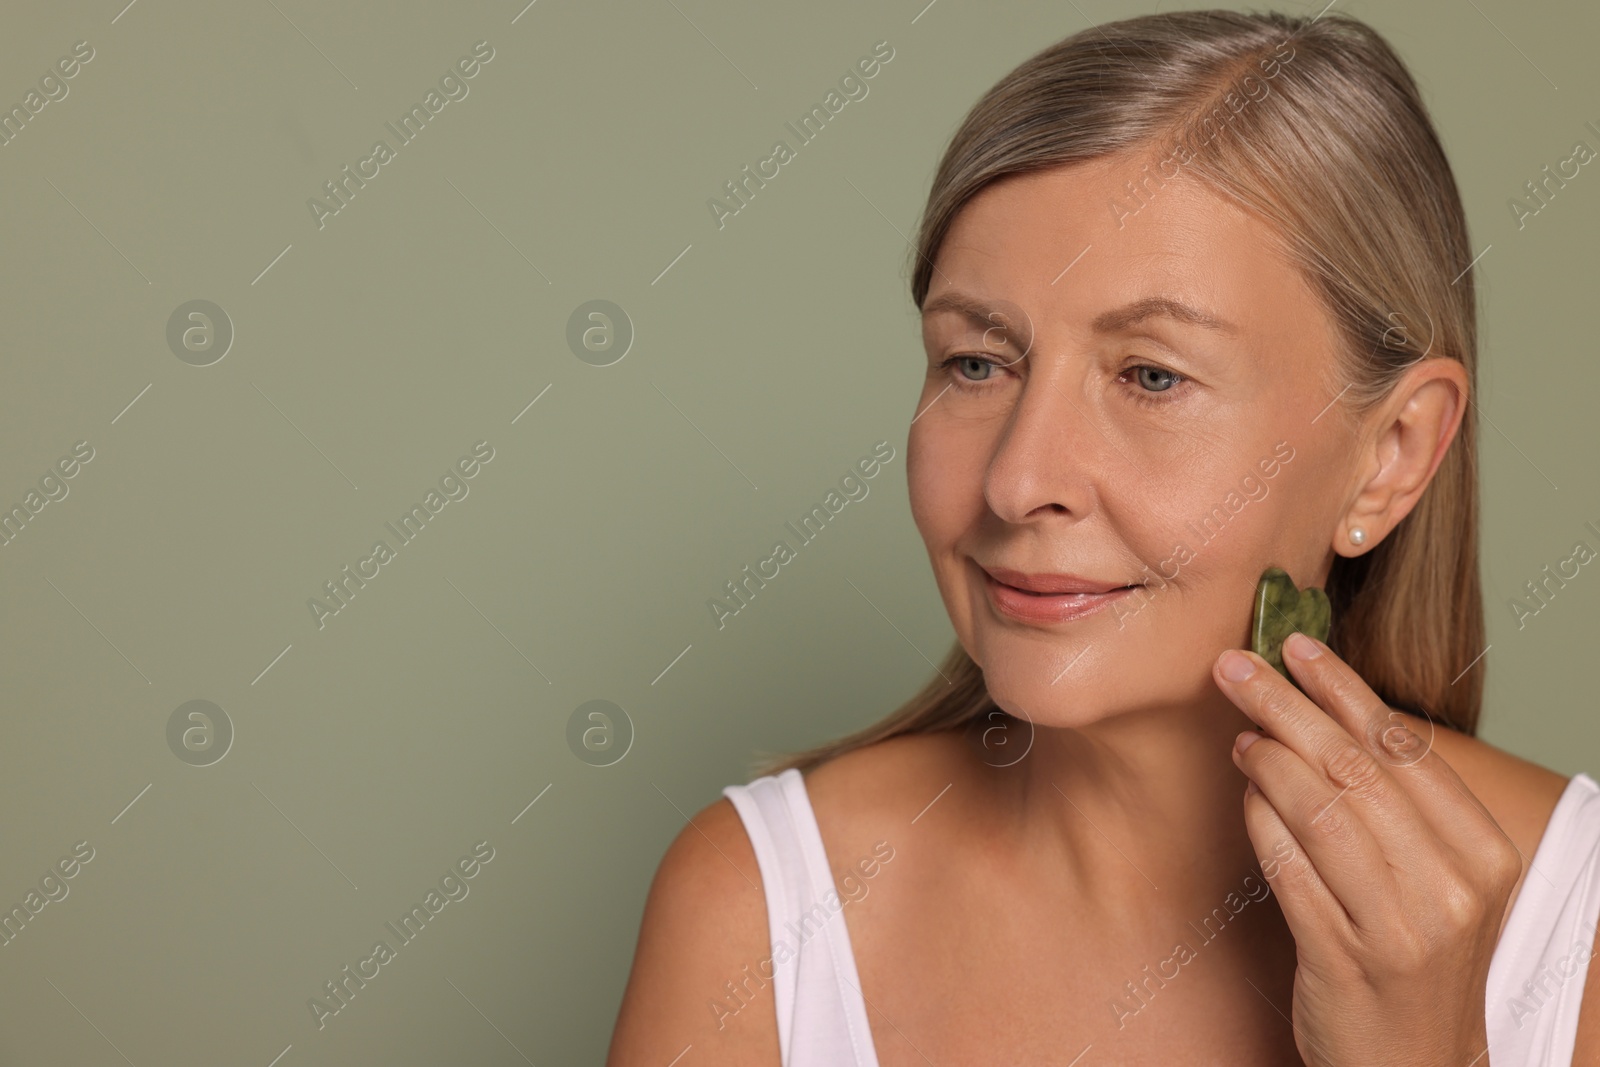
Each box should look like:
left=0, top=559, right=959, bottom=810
left=723, top=768, right=881, bottom=1067
left=1486, top=772, right=1600, bottom=1065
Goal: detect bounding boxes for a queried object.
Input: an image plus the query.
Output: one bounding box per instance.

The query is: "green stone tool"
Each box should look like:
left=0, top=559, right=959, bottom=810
left=1251, top=566, right=1332, bottom=684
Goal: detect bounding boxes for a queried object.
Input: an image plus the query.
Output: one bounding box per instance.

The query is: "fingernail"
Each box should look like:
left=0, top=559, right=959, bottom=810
left=1221, top=650, right=1256, bottom=682
left=1236, top=730, right=1261, bottom=755
left=1286, top=632, right=1321, bottom=660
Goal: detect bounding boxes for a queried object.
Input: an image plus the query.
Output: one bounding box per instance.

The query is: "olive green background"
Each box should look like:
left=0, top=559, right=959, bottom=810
left=0, top=0, right=1595, bottom=1062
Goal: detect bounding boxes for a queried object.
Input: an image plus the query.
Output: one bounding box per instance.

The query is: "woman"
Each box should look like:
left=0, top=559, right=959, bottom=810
left=609, top=9, right=1600, bottom=1065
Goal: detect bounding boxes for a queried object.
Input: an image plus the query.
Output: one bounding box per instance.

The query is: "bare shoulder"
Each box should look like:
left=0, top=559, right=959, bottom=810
left=805, top=728, right=967, bottom=806
left=801, top=728, right=980, bottom=913
left=1394, top=712, right=1570, bottom=865
left=607, top=795, right=777, bottom=1066
left=804, top=728, right=973, bottom=835
left=609, top=735, right=968, bottom=1065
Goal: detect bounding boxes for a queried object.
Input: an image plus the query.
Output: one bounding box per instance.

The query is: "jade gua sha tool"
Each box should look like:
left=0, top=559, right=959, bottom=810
left=1251, top=565, right=1332, bottom=686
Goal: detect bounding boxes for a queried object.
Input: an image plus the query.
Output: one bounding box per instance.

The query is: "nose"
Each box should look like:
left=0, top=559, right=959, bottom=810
left=983, top=370, right=1104, bottom=526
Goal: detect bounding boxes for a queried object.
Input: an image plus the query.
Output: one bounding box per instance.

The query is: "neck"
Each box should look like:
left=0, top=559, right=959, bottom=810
left=973, top=690, right=1269, bottom=925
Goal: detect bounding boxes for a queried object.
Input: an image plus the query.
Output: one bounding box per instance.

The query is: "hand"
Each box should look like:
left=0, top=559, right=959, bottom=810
left=1213, top=631, right=1521, bottom=1067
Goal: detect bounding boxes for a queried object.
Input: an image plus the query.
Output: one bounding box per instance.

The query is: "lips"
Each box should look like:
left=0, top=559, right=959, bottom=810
left=980, top=564, right=1139, bottom=624
left=981, top=566, right=1131, bottom=594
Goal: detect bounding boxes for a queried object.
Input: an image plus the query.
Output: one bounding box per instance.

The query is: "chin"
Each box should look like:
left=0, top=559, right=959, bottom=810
left=975, top=638, right=1132, bottom=729
left=981, top=647, right=1227, bottom=735
left=960, top=593, right=1231, bottom=731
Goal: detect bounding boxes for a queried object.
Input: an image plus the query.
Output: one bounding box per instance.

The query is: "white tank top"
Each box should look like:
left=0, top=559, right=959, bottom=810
left=724, top=767, right=1600, bottom=1066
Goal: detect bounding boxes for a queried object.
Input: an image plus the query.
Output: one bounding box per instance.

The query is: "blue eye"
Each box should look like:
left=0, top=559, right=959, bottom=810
left=938, top=355, right=1006, bottom=392
left=935, top=355, right=1187, bottom=406
left=955, top=356, right=995, bottom=382
left=1120, top=363, right=1188, bottom=408
left=1134, top=365, right=1181, bottom=392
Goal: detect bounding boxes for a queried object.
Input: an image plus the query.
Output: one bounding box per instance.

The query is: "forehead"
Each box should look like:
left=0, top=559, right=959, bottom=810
left=925, top=153, right=1324, bottom=346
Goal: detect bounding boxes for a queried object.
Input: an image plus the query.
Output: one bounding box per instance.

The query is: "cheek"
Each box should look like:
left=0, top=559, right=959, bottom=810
left=1110, top=474, right=1289, bottom=631
left=906, top=424, right=977, bottom=544
left=907, top=426, right=993, bottom=645
left=905, top=450, right=941, bottom=540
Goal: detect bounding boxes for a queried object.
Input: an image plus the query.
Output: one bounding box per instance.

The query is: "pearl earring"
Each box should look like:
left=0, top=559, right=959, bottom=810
left=1349, top=527, right=1366, bottom=546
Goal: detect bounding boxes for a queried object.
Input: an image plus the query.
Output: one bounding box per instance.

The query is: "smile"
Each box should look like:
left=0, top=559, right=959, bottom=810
left=981, top=568, right=1139, bottom=624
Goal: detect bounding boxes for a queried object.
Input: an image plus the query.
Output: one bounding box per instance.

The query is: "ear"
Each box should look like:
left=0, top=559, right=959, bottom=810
left=1338, top=359, right=1468, bottom=556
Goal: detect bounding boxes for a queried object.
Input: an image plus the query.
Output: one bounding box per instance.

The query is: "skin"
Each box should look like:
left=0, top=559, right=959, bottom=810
left=608, top=149, right=1596, bottom=1065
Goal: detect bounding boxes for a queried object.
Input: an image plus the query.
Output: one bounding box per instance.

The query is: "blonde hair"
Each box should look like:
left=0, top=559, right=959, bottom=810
left=751, top=8, right=1484, bottom=778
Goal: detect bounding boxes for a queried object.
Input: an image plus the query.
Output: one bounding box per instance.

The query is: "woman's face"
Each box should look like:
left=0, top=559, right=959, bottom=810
left=909, top=151, right=1357, bottom=727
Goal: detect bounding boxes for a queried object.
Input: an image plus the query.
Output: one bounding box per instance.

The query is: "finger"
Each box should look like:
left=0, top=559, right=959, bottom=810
left=1282, top=632, right=1434, bottom=772
left=1216, top=645, right=1434, bottom=863
left=1234, top=733, right=1396, bottom=928
left=1281, top=635, right=1508, bottom=853
left=1240, top=776, right=1351, bottom=945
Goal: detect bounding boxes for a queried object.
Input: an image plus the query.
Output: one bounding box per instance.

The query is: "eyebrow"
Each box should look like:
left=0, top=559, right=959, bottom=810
left=919, top=292, right=1024, bottom=334
left=921, top=292, right=1238, bottom=337
left=1090, top=296, right=1238, bottom=336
